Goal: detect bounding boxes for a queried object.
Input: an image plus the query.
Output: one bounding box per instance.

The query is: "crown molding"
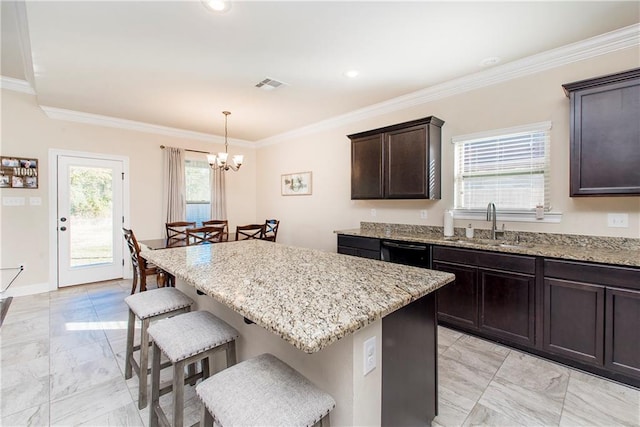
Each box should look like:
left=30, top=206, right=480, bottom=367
left=39, top=106, right=254, bottom=148
left=256, top=23, right=640, bottom=147
left=13, top=0, right=36, bottom=91
left=0, top=76, right=35, bottom=94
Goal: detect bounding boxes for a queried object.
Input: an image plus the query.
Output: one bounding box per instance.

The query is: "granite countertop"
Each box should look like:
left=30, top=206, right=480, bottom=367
left=337, top=223, right=640, bottom=268
left=141, top=240, right=455, bottom=353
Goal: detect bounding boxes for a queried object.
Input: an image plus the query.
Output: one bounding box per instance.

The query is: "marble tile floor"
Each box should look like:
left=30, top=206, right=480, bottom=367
left=1, top=279, right=639, bottom=426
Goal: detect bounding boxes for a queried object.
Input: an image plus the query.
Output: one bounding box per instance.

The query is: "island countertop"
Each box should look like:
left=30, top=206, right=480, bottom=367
left=142, top=239, right=454, bottom=353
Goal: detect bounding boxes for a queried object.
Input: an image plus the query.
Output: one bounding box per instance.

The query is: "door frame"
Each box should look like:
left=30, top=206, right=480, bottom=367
left=48, top=149, right=131, bottom=290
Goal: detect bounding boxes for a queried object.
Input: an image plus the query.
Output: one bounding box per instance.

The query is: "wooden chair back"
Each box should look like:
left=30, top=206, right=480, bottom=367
left=187, top=225, right=226, bottom=245
left=166, top=221, right=196, bottom=247
left=123, top=227, right=165, bottom=293
left=235, top=224, right=265, bottom=241
left=202, top=220, right=229, bottom=241
left=263, top=219, right=280, bottom=242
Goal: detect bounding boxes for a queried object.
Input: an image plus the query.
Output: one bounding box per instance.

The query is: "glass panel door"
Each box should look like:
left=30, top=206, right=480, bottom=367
left=57, top=156, right=123, bottom=287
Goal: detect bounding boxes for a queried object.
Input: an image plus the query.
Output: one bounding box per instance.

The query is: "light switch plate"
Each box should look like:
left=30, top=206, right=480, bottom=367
left=607, top=213, right=629, bottom=228
left=3, top=196, right=25, bottom=206
left=420, top=210, right=428, bottom=219
left=29, top=197, right=42, bottom=206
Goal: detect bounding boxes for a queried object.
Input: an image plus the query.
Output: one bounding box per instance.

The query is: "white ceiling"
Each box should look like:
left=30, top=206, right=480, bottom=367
left=2, top=1, right=639, bottom=143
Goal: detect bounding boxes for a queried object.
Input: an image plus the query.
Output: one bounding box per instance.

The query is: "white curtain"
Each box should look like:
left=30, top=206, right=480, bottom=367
left=210, top=167, right=227, bottom=220
left=163, top=146, right=186, bottom=223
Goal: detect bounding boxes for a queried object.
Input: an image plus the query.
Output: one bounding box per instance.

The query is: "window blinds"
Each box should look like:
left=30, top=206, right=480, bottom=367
left=453, top=122, right=551, bottom=211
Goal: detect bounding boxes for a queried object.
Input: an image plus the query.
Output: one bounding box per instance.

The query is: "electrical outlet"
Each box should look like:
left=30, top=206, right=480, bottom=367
left=370, top=209, right=377, bottom=218
left=607, top=213, right=629, bottom=228
left=420, top=210, right=428, bottom=219
left=363, top=336, right=376, bottom=375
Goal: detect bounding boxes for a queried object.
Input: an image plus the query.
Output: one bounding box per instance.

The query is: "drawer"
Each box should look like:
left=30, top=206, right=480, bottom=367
left=544, top=259, right=640, bottom=290
left=337, top=235, right=381, bottom=251
left=433, top=246, right=535, bottom=274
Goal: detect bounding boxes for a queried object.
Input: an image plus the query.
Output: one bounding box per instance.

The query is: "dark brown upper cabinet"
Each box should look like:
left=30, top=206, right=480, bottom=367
left=562, top=68, right=640, bottom=196
left=348, top=116, right=444, bottom=199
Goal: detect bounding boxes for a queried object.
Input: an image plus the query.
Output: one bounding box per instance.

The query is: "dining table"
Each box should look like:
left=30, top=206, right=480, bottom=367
left=140, top=235, right=235, bottom=250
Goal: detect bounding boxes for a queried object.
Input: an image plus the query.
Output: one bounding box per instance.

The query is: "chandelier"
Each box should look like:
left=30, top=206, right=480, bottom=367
left=207, top=111, right=243, bottom=172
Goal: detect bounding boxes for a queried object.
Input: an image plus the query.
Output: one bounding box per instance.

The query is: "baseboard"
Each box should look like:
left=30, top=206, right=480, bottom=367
left=2, top=282, right=50, bottom=298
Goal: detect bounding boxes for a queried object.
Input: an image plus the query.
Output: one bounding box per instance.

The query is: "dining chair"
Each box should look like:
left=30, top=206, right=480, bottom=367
left=203, top=220, right=229, bottom=242
left=262, top=219, right=280, bottom=242
left=123, top=227, right=166, bottom=294
left=187, top=225, right=226, bottom=245
left=166, top=221, right=196, bottom=247
left=235, top=224, right=265, bottom=241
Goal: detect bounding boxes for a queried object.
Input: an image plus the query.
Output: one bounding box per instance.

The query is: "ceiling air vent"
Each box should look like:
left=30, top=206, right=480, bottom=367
left=255, top=78, right=287, bottom=91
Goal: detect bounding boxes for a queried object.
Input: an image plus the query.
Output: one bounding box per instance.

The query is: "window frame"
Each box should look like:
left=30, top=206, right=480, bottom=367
left=451, top=121, right=561, bottom=223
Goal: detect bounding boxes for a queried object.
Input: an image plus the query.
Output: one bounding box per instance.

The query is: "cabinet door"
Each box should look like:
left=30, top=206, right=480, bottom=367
left=479, top=269, right=535, bottom=346
left=385, top=125, right=429, bottom=198
left=351, top=134, right=384, bottom=199
left=605, top=287, right=640, bottom=379
left=337, top=235, right=381, bottom=260
left=567, top=70, right=640, bottom=196
left=543, top=278, right=604, bottom=366
left=433, top=261, right=478, bottom=329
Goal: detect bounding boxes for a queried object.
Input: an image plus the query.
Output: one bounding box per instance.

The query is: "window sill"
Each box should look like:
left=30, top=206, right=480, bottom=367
left=453, top=209, right=562, bottom=223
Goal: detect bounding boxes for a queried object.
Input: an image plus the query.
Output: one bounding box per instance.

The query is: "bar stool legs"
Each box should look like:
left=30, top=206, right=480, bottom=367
left=148, top=311, right=238, bottom=427
left=124, top=288, right=194, bottom=410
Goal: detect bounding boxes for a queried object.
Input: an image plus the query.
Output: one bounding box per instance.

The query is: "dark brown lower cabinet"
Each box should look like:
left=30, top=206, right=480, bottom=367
left=337, top=235, right=640, bottom=387
left=543, top=259, right=640, bottom=385
left=337, top=235, right=381, bottom=260
left=543, top=278, right=605, bottom=365
left=605, top=287, right=640, bottom=378
left=432, top=261, right=478, bottom=329
left=433, top=247, right=536, bottom=348
left=480, top=269, right=535, bottom=347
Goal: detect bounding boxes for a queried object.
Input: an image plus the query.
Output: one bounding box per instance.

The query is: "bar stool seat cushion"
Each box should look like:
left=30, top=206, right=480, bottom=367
left=196, top=353, right=335, bottom=427
left=148, top=311, right=238, bottom=362
left=125, top=287, right=193, bottom=319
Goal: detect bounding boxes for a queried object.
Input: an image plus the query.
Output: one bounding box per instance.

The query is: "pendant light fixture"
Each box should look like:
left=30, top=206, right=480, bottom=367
left=207, top=111, right=243, bottom=172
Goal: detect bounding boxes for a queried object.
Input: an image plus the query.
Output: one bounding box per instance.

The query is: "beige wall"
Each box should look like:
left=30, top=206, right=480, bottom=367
left=2, top=47, right=639, bottom=295
left=1, top=90, right=257, bottom=294
left=256, top=48, right=640, bottom=252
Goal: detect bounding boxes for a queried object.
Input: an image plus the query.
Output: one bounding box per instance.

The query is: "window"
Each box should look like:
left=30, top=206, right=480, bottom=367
left=453, top=122, right=551, bottom=214
left=185, top=159, right=210, bottom=225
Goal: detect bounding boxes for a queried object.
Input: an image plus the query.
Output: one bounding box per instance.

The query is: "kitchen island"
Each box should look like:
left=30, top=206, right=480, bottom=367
left=142, top=240, right=454, bottom=426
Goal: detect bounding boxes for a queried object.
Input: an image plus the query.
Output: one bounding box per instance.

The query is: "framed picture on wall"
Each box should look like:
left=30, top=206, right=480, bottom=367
left=0, top=156, right=38, bottom=189
left=281, top=171, right=312, bottom=196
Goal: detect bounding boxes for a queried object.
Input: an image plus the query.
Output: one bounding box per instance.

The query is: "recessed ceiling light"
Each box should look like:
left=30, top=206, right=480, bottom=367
left=480, top=57, right=501, bottom=67
left=344, top=70, right=359, bottom=78
left=202, top=0, right=231, bottom=13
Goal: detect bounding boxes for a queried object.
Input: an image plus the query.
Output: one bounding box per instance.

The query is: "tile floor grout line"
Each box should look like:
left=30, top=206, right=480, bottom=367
left=4, top=280, right=640, bottom=427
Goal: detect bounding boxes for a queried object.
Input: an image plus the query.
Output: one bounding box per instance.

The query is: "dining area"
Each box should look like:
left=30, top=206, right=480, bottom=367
left=122, top=219, right=279, bottom=294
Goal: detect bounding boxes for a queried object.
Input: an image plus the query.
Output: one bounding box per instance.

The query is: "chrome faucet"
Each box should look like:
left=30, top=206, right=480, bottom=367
left=486, top=202, right=497, bottom=239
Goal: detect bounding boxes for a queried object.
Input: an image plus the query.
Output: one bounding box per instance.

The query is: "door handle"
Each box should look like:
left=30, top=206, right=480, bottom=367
left=60, top=226, right=67, bottom=231
left=60, top=217, right=67, bottom=222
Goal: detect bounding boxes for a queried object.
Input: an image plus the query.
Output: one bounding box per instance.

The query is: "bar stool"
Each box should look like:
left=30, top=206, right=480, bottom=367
left=124, top=287, right=194, bottom=409
left=148, top=310, right=239, bottom=427
left=196, top=353, right=336, bottom=427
